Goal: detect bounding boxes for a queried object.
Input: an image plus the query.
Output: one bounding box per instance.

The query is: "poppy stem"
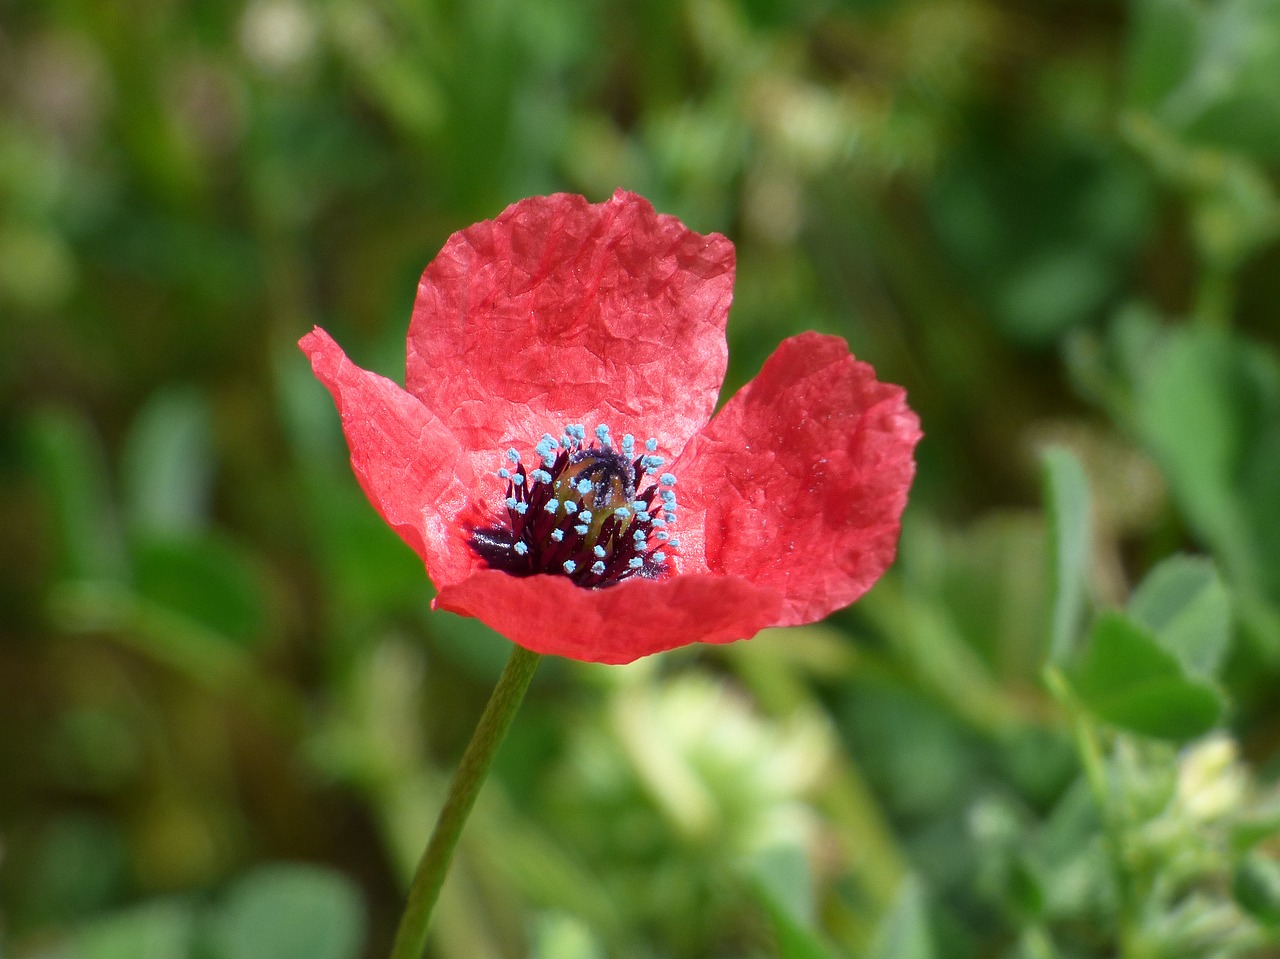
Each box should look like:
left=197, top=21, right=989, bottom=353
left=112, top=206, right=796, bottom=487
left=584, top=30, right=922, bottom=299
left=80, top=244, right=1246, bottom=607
left=388, top=643, right=542, bottom=959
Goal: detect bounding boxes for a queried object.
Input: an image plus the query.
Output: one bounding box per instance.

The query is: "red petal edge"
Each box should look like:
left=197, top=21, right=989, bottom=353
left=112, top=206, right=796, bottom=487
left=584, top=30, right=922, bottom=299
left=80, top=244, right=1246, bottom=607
left=300, top=328, right=480, bottom=588
left=406, top=190, right=734, bottom=463
left=674, top=332, right=922, bottom=626
left=434, top=569, right=784, bottom=665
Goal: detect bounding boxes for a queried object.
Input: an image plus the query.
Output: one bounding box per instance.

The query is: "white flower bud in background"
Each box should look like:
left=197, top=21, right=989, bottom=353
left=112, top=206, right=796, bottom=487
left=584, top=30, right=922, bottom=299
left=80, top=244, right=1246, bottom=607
left=239, top=0, right=319, bottom=74
left=1175, top=734, right=1247, bottom=824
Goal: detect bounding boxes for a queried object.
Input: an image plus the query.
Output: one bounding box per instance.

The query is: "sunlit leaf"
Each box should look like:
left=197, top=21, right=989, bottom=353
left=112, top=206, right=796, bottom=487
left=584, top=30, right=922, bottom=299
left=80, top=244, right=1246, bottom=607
left=1130, top=554, right=1231, bottom=679
left=121, top=386, right=213, bottom=536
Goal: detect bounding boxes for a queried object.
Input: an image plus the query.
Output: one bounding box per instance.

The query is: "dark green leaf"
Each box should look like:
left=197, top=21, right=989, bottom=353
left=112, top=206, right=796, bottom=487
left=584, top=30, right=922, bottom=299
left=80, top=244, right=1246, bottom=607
left=132, top=533, right=267, bottom=647
left=1234, top=854, right=1280, bottom=926
left=1070, top=611, right=1222, bottom=740
left=25, top=408, right=127, bottom=585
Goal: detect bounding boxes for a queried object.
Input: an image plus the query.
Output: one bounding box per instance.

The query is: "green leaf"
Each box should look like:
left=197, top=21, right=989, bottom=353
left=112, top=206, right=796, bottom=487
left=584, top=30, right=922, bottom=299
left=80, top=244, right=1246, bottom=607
left=121, top=386, right=213, bottom=536
left=208, top=864, right=364, bottom=959
left=866, top=877, right=935, bottom=959
left=1126, top=0, right=1280, bottom=159
left=750, top=845, right=838, bottom=959
left=1069, top=611, right=1222, bottom=740
left=530, top=913, right=606, bottom=959
left=1131, top=325, right=1280, bottom=653
left=25, top=408, right=127, bottom=584
left=67, top=900, right=195, bottom=959
left=1042, top=447, right=1092, bottom=662
left=133, top=533, right=266, bottom=648
left=1234, top=854, right=1280, bottom=926
left=1129, top=554, right=1231, bottom=679
left=1125, top=0, right=1200, bottom=110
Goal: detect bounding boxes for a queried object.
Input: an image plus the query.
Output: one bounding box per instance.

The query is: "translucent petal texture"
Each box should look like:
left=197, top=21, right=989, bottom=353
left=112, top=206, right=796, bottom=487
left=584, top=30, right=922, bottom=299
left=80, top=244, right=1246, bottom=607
left=406, top=190, right=733, bottom=464
left=301, top=329, right=482, bottom=587
left=674, top=333, right=922, bottom=626
left=434, top=569, right=784, bottom=665
left=302, top=194, right=921, bottom=664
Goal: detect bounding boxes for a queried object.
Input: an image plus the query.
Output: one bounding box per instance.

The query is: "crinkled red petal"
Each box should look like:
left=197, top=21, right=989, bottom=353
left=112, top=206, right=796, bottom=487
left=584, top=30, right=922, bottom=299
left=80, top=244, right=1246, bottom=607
left=434, top=569, right=784, bottom=665
left=300, top=328, right=482, bottom=587
left=406, top=190, right=733, bottom=465
left=673, top=332, right=921, bottom=626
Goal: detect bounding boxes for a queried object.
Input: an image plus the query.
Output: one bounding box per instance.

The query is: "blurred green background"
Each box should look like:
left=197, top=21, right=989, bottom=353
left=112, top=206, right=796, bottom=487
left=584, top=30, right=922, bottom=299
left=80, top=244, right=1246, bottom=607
left=3, top=0, right=1280, bottom=956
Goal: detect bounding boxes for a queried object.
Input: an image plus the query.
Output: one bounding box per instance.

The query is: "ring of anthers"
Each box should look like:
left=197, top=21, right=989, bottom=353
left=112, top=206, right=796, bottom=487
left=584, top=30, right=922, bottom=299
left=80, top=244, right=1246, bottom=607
left=470, top=424, right=679, bottom=588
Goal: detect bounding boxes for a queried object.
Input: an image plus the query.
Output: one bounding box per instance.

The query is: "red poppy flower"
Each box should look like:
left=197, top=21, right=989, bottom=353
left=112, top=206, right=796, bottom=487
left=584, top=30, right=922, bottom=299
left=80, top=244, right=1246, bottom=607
left=301, top=190, right=921, bottom=664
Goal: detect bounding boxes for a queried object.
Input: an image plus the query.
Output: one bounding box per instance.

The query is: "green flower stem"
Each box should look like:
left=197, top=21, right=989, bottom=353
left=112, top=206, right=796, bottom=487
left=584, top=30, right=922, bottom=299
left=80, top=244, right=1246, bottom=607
left=389, top=643, right=542, bottom=959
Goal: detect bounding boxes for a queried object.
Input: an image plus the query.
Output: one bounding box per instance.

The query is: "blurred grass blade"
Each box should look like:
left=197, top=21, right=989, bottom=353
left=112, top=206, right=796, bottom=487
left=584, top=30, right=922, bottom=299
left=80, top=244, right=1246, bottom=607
left=121, top=386, right=213, bottom=536
left=1042, top=447, right=1091, bottom=663
left=25, top=407, right=128, bottom=585
left=1129, top=554, right=1231, bottom=679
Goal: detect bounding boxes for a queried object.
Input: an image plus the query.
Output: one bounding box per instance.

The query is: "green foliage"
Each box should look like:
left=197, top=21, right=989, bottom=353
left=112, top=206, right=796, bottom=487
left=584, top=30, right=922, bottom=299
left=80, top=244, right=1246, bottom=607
left=1069, top=610, right=1222, bottom=741
left=3, top=0, right=1280, bottom=955
left=54, top=866, right=364, bottom=959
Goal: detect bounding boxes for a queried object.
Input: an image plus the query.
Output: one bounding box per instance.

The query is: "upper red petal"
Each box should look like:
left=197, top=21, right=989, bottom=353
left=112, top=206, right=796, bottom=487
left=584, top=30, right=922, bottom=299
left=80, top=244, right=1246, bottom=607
left=405, top=190, right=733, bottom=464
left=433, top=569, right=784, bottom=665
left=300, top=328, right=481, bottom=588
left=673, top=332, right=921, bottom=626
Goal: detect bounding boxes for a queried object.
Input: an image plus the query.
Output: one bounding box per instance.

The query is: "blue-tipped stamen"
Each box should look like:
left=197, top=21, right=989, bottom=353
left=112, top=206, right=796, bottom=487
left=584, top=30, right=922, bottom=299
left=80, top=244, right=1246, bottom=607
left=470, top=425, right=682, bottom=587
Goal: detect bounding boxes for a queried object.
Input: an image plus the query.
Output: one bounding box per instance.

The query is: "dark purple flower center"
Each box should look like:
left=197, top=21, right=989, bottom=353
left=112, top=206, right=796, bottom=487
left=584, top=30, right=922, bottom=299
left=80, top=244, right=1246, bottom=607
left=470, top=424, right=680, bottom=588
